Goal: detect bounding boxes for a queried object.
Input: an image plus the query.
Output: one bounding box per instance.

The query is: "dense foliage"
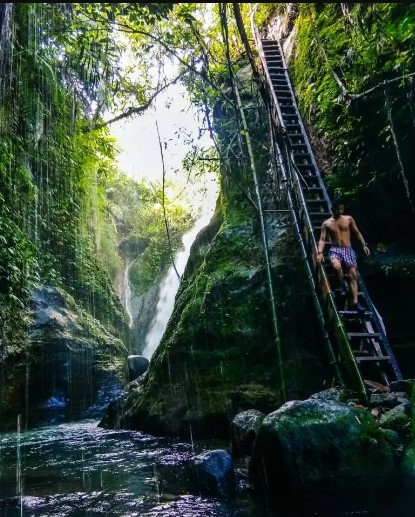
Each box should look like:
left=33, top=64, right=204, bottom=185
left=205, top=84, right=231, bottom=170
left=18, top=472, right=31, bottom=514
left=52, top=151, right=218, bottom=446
left=0, top=2, right=204, bottom=355
left=288, top=3, right=415, bottom=246
left=101, top=173, right=195, bottom=296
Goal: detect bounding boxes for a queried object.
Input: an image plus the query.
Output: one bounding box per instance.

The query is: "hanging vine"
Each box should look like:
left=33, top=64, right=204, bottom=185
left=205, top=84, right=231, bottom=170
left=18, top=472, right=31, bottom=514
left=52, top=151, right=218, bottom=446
left=384, top=87, right=414, bottom=211
left=219, top=2, right=286, bottom=402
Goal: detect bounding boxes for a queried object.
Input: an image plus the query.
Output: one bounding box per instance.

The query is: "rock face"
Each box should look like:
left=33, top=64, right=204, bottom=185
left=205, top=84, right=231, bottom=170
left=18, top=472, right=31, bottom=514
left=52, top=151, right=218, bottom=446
left=231, top=409, right=265, bottom=459
left=249, top=397, right=395, bottom=506
left=102, top=200, right=330, bottom=438
left=131, top=284, right=160, bottom=354
left=100, top=67, right=332, bottom=440
left=14, top=286, right=129, bottom=429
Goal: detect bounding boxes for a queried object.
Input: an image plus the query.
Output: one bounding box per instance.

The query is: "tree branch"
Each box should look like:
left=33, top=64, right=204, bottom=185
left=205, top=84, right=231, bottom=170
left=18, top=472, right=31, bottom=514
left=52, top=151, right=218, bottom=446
left=232, top=3, right=260, bottom=83
left=346, top=72, right=415, bottom=100
left=94, top=71, right=186, bottom=128
left=108, top=19, right=236, bottom=107
left=155, top=116, right=181, bottom=280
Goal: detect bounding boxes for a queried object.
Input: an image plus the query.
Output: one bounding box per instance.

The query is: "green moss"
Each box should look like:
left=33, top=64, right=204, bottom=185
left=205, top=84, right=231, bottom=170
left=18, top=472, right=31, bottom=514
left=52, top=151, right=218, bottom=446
left=288, top=3, right=415, bottom=245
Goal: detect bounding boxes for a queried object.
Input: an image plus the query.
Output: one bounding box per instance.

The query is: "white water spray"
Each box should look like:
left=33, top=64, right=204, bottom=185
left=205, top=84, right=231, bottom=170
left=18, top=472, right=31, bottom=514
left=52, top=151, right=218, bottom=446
left=141, top=210, right=213, bottom=360
left=141, top=175, right=218, bottom=360
left=123, top=257, right=138, bottom=328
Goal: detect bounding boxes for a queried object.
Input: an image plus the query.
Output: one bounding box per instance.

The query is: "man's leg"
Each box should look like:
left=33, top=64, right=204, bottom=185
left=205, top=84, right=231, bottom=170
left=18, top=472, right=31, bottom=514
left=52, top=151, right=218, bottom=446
left=348, top=267, right=364, bottom=312
left=330, top=258, right=344, bottom=290
left=347, top=267, right=359, bottom=306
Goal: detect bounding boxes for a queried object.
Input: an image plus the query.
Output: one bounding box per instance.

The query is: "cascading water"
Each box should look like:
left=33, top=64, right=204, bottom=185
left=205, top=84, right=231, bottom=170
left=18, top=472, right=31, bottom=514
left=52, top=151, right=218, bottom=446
left=0, top=4, right=13, bottom=90
left=123, top=257, right=138, bottom=328
left=141, top=194, right=217, bottom=360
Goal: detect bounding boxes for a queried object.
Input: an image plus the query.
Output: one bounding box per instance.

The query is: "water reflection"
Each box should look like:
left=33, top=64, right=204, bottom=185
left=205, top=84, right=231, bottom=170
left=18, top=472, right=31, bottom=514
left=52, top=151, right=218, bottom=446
left=2, top=419, right=412, bottom=516
left=0, top=420, right=260, bottom=516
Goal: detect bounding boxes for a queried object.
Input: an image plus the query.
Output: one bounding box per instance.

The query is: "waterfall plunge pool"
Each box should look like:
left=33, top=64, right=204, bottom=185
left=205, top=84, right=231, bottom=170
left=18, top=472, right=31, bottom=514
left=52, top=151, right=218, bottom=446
left=0, top=419, right=263, bottom=516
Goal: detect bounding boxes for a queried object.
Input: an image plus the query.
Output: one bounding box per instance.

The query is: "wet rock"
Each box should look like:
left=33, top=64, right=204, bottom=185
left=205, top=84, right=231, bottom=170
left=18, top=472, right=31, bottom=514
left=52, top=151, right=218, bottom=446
left=379, top=403, right=411, bottom=433
left=8, top=285, right=130, bottom=429
left=250, top=397, right=394, bottom=505
left=231, top=409, right=265, bottom=459
left=389, top=379, right=415, bottom=396
left=370, top=392, right=409, bottom=409
left=127, top=355, right=149, bottom=381
left=400, top=439, right=415, bottom=477
left=131, top=284, right=160, bottom=352
left=380, top=427, right=403, bottom=449
left=309, top=386, right=354, bottom=403
left=42, top=388, right=68, bottom=409
left=189, top=449, right=236, bottom=499
left=365, top=380, right=390, bottom=394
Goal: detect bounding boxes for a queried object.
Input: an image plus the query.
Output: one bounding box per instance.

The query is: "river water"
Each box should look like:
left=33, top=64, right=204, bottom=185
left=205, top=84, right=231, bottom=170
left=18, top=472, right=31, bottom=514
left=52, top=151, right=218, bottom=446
left=1, top=417, right=415, bottom=516
left=0, top=419, right=262, bottom=517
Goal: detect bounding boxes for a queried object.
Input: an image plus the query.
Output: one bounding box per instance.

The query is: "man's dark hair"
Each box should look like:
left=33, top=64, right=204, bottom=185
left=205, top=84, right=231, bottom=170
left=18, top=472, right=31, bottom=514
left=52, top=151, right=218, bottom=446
left=331, top=197, right=346, bottom=210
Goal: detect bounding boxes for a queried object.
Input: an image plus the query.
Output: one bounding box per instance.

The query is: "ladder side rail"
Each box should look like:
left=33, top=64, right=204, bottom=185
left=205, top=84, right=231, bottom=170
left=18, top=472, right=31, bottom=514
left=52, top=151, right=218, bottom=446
left=254, top=25, right=402, bottom=389
left=252, top=28, right=342, bottom=381
left=358, top=273, right=403, bottom=380
left=260, top=40, right=341, bottom=312
left=275, top=41, right=332, bottom=210
left=287, top=147, right=369, bottom=395
left=274, top=143, right=343, bottom=382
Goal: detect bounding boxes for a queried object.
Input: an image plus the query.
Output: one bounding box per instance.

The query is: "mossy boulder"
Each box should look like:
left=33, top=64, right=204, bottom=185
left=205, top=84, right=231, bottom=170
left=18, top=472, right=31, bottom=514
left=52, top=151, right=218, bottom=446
left=250, top=397, right=395, bottom=505
left=101, top=186, right=330, bottom=438
left=0, top=286, right=129, bottom=431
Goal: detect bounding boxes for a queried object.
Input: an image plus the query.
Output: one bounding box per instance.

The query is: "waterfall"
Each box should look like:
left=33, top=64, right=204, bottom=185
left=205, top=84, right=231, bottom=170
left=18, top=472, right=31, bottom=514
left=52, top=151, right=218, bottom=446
left=0, top=3, right=13, bottom=102
left=123, top=257, right=138, bottom=328
left=141, top=210, right=213, bottom=360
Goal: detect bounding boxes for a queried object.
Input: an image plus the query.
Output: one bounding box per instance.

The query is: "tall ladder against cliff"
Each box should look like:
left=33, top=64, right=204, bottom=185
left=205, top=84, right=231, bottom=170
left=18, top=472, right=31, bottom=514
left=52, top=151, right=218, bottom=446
left=256, top=37, right=403, bottom=397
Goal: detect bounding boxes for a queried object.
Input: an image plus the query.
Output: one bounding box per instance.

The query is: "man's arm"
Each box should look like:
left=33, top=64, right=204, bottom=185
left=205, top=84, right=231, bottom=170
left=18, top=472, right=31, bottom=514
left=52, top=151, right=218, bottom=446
left=316, top=222, right=327, bottom=263
left=350, top=216, right=370, bottom=256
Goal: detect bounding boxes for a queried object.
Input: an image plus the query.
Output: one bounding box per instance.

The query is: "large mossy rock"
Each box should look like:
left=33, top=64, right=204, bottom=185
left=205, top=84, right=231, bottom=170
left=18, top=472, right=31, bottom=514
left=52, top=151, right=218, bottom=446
left=100, top=65, right=333, bottom=439
left=101, top=189, right=330, bottom=438
left=1, top=286, right=129, bottom=430
left=249, top=397, right=395, bottom=506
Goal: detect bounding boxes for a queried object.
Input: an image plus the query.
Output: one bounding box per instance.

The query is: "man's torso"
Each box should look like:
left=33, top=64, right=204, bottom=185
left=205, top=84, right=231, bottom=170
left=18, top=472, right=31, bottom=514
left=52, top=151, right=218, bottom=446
left=324, top=215, right=352, bottom=247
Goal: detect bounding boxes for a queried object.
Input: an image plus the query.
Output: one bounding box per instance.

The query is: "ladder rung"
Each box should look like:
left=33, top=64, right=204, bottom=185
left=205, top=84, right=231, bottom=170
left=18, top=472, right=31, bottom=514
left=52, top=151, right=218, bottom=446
left=308, top=211, right=331, bottom=217
left=355, top=356, right=390, bottom=362
left=347, top=332, right=381, bottom=338
left=295, top=162, right=314, bottom=168
left=283, top=118, right=300, bottom=124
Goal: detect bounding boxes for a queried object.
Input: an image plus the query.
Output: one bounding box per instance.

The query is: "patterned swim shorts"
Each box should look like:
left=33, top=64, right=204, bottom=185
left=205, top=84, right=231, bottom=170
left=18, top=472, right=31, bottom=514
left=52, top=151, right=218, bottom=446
left=328, top=246, right=357, bottom=268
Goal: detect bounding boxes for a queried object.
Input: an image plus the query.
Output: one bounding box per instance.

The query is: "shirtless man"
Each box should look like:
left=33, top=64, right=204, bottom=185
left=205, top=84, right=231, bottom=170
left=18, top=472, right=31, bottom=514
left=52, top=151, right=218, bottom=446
left=316, top=198, right=370, bottom=312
